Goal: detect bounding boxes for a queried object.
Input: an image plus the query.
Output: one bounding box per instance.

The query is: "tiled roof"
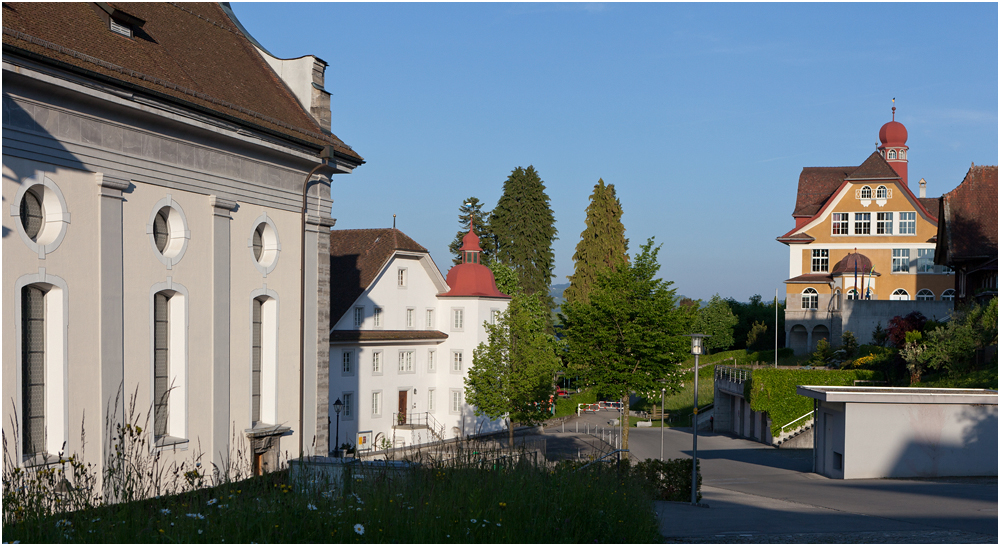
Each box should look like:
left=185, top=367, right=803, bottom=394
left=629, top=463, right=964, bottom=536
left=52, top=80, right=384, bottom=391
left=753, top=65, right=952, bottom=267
left=918, top=198, right=939, bottom=219
left=329, top=330, right=448, bottom=343
left=1, top=2, right=361, bottom=162
left=831, top=252, right=879, bottom=276
left=846, top=152, right=902, bottom=181
left=776, top=231, right=815, bottom=243
left=329, top=229, right=429, bottom=324
left=938, top=165, right=998, bottom=263
left=784, top=274, right=833, bottom=284
left=792, top=166, right=855, bottom=217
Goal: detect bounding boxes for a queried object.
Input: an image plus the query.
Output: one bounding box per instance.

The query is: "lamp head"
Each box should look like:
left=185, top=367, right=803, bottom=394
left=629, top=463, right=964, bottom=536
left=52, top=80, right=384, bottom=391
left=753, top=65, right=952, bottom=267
left=333, top=398, right=343, bottom=415
left=685, top=333, right=710, bottom=355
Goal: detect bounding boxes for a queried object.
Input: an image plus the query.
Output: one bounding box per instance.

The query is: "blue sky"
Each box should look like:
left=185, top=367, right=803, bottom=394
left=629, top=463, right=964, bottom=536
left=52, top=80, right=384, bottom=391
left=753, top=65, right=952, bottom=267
left=232, top=2, right=998, bottom=302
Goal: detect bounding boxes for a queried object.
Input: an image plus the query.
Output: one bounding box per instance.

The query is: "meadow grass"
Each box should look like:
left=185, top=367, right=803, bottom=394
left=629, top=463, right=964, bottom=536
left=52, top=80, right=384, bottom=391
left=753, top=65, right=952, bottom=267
left=3, top=457, right=662, bottom=543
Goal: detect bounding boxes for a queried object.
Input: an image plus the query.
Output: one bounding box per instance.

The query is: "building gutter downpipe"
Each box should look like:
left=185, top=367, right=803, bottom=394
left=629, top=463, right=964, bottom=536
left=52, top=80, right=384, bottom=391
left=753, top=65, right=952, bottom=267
left=299, top=148, right=336, bottom=457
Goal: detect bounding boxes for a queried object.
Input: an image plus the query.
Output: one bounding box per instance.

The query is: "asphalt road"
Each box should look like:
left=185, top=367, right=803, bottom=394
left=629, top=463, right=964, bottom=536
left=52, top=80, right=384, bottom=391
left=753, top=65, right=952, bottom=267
left=542, top=410, right=999, bottom=542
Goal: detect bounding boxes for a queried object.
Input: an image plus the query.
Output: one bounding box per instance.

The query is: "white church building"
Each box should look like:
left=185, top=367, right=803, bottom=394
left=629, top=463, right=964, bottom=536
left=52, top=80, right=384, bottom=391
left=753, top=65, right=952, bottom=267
left=328, top=226, right=509, bottom=451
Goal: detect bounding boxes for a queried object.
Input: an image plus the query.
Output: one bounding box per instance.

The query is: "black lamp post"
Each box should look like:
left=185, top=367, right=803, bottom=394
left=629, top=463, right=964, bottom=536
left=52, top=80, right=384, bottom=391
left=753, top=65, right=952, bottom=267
left=685, top=333, right=709, bottom=505
left=660, top=387, right=666, bottom=461
left=333, top=398, right=343, bottom=457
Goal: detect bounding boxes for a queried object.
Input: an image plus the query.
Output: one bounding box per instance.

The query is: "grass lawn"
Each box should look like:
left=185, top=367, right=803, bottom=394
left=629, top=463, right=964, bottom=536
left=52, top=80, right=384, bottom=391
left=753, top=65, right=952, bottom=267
left=3, top=460, right=662, bottom=543
left=630, top=365, right=715, bottom=428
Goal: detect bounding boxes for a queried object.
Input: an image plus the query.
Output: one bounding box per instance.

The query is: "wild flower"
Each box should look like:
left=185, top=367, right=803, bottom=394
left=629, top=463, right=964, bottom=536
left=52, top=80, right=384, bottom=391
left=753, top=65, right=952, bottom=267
left=185, top=513, right=206, bottom=520
left=55, top=519, right=72, bottom=528
left=307, top=503, right=317, bottom=511
left=206, top=498, right=218, bottom=506
left=470, top=518, right=477, bottom=523
left=160, top=509, right=171, bottom=515
left=354, top=524, right=365, bottom=535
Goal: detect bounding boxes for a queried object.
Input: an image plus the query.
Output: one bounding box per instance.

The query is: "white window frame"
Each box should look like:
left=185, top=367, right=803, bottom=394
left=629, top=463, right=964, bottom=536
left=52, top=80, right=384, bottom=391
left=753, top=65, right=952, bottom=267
left=372, top=350, right=383, bottom=375
left=14, top=273, right=69, bottom=465
left=427, top=388, right=436, bottom=413
left=899, top=212, right=916, bottom=235
left=371, top=391, right=383, bottom=418
left=887, top=150, right=897, bottom=160
left=801, top=288, right=818, bottom=310
left=876, top=185, right=889, bottom=199
left=406, top=308, right=415, bottom=328
left=427, top=350, right=436, bottom=373
left=811, top=249, right=828, bottom=273
left=854, top=212, right=871, bottom=235
left=249, top=291, right=279, bottom=427
left=860, top=185, right=872, bottom=199
left=341, top=392, right=354, bottom=420
left=354, top=306, right=364, bottom=328
left=450, top=389, right=463, bottom=415
left=452, top=308, right=464, bottom=331
left=491, top=308, right=502, bottom=325
left=917, top=249, right=935, bottom=273
left=397, top=267, right=407, bottom=288
left=892, top=249, right=910, bottom=273
left=942, top=289, right=955, bottom=301
left=342, top=349, right=354, bottom=375
left=150, top=281, right=189, bottom=448
left=876, top=212, right=893, bottom=235
left=398, top=350, right=415, bottom=373
left=373, top=307, right=383, bottom=328
left=426, top=308, right=435, bottom=329
left=916, top=289, right=935, bottom=301
left=451, top=350, right=463, bottom=373
left=846, top=288, right=859, bottom=300
left=831, top=213, right=849, bottom=235
left=891, top=288, right=910, bottom=301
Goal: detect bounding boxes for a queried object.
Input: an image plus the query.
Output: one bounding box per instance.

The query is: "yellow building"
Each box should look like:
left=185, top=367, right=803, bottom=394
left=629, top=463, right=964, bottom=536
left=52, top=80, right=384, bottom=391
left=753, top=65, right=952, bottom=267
left=778, top=111, right=954, bottom=353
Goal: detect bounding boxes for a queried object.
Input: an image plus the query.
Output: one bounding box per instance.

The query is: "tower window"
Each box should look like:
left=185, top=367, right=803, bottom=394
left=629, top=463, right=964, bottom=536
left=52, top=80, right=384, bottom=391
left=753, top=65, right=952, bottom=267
left=887, top=150, right=897, bottom=159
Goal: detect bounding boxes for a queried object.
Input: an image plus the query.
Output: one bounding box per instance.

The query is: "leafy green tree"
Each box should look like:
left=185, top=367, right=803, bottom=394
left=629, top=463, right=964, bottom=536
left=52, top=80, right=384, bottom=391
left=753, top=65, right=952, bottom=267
left=564, top=179, right=628, bottom=305
left=448, top=197, right=496, bottom=265
left=491, top=166, right=557, bottom=304
left=911, top=297, right=998, bottom=377
left=725, top=294, right=785, bottom=350
left=745, top=321, right=768, bottom=352
left=466, top=278, right=561, bottom=446
left=560, top=238, right=690, bottom=450
left=692, top=294, right=737, bottom=351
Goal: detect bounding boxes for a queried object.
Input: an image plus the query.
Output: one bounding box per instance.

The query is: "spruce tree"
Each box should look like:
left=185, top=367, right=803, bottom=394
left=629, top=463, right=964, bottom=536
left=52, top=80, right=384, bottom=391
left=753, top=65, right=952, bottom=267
left=490, top=166, right=557, bottom=302
left=448, top=197, right=496, bottom=265
left=564, top=179, right=628, bottom=305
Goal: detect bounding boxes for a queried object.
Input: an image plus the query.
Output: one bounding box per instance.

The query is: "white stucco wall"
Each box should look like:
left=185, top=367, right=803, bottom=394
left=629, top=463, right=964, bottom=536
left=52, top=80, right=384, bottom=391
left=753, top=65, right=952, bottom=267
left=329, top=253, right=508, bottom=452
left=842, top=401, right=998, bottom=479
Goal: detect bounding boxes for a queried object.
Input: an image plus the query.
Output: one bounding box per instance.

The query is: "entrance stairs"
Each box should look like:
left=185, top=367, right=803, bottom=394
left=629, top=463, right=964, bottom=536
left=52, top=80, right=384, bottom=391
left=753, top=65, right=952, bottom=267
left=772, top=418, right=813, bottom=448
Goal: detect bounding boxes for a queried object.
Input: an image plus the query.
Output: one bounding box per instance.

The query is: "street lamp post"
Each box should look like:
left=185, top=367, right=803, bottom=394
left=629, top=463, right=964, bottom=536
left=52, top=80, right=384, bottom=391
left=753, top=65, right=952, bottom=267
left=332, top=398, right=343, bottom=457
left=685, top=333, right=709, bottom=505
left=660, top=387, right=666, bottom=461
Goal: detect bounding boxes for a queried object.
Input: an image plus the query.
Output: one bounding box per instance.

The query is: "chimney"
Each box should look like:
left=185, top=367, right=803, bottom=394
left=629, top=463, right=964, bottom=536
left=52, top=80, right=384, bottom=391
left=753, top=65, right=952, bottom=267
left=919, top=178, right=926, bottom=198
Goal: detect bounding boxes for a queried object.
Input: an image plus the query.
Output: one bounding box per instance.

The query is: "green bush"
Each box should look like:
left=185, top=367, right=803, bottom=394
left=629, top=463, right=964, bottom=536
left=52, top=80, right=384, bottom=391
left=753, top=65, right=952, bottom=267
left=631, top=458, right=701, bottom=502
left=734, top=348, right=794, bottom=366
left=745, top=368, right=880, bottom=437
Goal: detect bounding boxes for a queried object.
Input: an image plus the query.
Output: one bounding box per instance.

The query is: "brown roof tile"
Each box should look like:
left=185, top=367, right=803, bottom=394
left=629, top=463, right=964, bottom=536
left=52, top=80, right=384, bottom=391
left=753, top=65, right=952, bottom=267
left=329, top=229, right=429, bottom=324
left=2, top=2, right=361, bottom=162
left=846, top=152, right=902, bottom=181
left=784, top=274, right=833, bottom=284
left=329, top=330, right=448, bottom=343
left=938, top=165, right=998, bottom=263
left=918, top=198, right=940, bottom=219
left=776, top=231, right=815, bottom=243
left=792, top=166, right=855, bottom=217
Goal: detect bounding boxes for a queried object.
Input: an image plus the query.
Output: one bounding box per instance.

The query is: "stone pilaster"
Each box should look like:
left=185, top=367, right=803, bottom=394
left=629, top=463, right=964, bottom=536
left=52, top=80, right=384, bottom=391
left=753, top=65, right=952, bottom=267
left=210, top=195, right=237, bottom=470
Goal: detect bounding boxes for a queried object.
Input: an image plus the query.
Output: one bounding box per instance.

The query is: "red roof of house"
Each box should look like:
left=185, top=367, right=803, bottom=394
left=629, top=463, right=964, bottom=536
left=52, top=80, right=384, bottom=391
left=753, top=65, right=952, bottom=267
left=937, top=165, right=999, bottom=264
left=329, top=229, right=429, bottom=323
left=846, top=152, right=903, bottom=181
left=440, top=229, right=508, bottom=299
left=2, top=2, right=361, bottom=163
left=831, top=252, right=879, bottom=276
left=791, top=166, right=855, bottom=217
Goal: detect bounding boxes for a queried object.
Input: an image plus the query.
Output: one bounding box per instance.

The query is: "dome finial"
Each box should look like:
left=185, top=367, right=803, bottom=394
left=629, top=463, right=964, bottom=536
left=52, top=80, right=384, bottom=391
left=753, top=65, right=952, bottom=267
left=891, top=97, right=895, bottom=121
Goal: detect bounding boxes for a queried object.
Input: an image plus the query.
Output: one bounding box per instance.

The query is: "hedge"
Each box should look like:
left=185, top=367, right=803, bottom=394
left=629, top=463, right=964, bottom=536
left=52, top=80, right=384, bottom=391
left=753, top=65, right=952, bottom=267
left=735, top=348, right=795, bottom=366
left=745, top=368, right=880, bottom=437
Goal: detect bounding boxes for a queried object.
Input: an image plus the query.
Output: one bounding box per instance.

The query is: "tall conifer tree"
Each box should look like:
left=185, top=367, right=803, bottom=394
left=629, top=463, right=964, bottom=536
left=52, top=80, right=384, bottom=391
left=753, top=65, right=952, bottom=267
left=448, top=197, right=496, bottom=265
left=490, top=166, right=557, bottom=302
left=564, top=179, right=628, bottom=305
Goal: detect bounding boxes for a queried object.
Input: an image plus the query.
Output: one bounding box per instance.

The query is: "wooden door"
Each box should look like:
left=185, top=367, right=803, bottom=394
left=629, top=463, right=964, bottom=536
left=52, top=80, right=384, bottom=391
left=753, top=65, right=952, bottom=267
left=398, top=390, right=407, bottom=425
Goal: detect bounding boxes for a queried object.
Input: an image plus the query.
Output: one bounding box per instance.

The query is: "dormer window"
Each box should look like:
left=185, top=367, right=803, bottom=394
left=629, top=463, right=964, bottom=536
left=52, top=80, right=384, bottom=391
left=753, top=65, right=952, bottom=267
left=860, top=186, right=872, bottom=199
left=109, top=19, right=132, bottom=38
left=876, top=185, right=888, bottom=199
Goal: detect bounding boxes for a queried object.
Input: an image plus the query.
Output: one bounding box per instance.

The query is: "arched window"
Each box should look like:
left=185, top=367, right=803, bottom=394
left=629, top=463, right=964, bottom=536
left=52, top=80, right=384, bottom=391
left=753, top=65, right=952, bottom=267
left=801, top=288, right=819, bottom=310
left=941, top=289, right=955, bottom=301
left=846, top=288, right=859, bottom=300
left=860, top=186, right=872, bottom=199
left=890, top=288, right=910, bottom=301
left=916, top=289, right=934, bottom=301
left=900, top=150, right=906, bottom=159
left=876, top=185, right=888, bottom=199
left=888, top=150, right=897, bottom=159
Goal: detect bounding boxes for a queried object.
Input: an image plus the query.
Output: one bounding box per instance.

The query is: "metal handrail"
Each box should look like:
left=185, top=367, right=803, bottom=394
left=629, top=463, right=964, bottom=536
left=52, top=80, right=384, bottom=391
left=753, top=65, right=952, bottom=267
left=715, top=365, right=750, bottom=384
left=575, top=449, right=630, bottom=471
left=779, top=410, right=814, bottom=434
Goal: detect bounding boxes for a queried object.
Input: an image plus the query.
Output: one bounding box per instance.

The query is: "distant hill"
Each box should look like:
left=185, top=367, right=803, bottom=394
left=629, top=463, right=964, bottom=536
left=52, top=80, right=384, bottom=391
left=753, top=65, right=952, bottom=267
left=550, top=282, right=569, bottom=307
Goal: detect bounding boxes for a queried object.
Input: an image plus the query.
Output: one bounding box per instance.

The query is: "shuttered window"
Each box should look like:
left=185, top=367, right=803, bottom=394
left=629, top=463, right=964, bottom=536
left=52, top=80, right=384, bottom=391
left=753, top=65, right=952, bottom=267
left=21, top=285, right=45, bottom=457
left=252, top=298, right=263, bottom=425
left=153, top=292, right=170, bottom=437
